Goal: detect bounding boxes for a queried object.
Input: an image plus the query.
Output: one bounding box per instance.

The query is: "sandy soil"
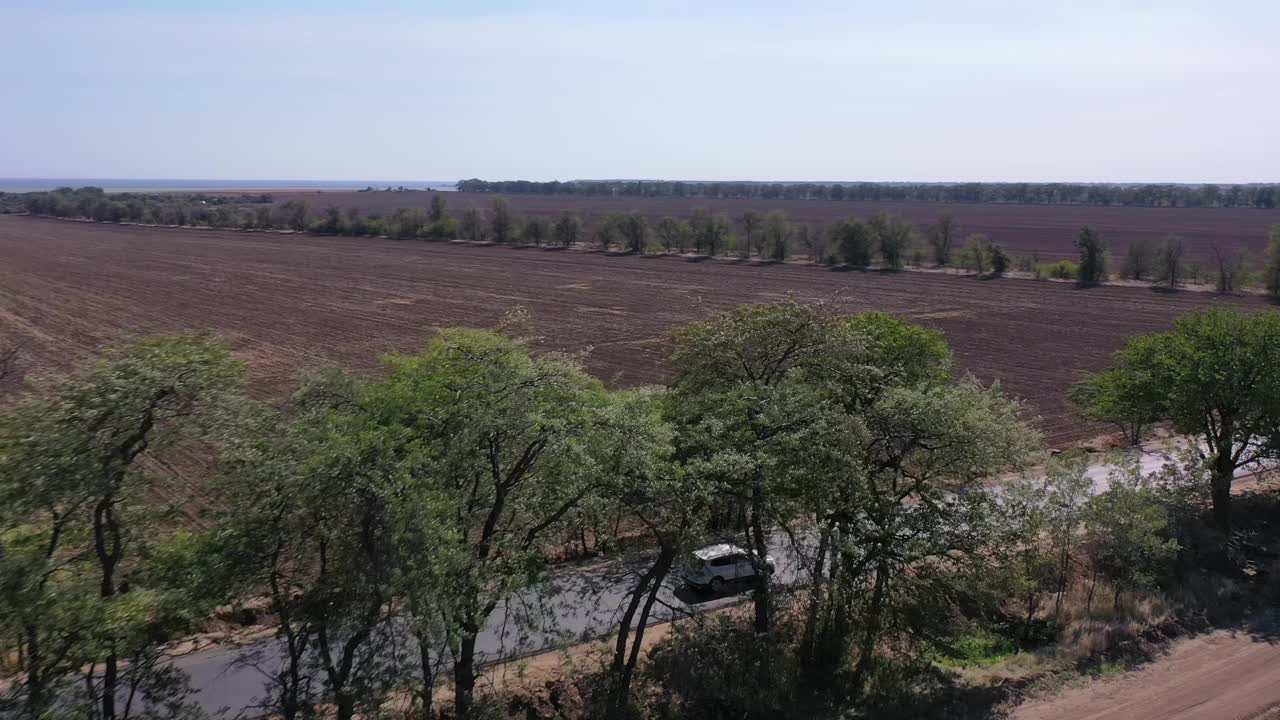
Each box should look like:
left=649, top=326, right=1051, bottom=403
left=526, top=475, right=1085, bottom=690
left=1013, top=617, right=1280, bottom=720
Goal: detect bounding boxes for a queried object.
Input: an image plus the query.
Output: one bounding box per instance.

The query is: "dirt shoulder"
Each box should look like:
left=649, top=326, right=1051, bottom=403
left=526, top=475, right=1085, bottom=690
left=1011, top=615, right=1280, bottom=720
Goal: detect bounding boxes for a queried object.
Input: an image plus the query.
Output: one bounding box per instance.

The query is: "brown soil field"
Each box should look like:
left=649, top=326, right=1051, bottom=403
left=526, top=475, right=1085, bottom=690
left=0, top=215, right=1266, bottom=454
left=262, top=190, right=1280, bottom=264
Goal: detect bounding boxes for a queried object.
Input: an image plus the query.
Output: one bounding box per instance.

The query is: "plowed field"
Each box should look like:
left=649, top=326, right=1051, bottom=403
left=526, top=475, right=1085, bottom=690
left=0, top=215, right=1264, bottom=451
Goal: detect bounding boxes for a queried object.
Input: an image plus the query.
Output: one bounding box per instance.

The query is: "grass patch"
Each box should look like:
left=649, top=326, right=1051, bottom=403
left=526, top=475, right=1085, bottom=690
left=934, top=627, right=1023, bottom=669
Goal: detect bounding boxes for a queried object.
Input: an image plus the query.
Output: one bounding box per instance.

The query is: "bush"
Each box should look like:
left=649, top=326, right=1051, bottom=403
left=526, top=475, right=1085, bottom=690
left=642, top=617, right=809, bottom=720
left=1040, top=260, right=1079, bottom=280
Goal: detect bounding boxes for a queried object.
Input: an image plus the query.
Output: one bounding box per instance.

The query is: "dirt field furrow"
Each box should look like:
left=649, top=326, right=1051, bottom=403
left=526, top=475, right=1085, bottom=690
left=0, top=216, right=1265, bottom=456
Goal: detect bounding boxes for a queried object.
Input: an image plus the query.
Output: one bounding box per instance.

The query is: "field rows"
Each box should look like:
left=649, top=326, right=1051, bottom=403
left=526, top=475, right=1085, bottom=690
left=0, top=215, right=1264, bottom=455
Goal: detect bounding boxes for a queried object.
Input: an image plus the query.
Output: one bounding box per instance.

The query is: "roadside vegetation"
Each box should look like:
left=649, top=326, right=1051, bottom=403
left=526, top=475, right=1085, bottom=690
left=3, top=302, right=1280, bottom=720
left=11, top=187, right=1280, bottom=298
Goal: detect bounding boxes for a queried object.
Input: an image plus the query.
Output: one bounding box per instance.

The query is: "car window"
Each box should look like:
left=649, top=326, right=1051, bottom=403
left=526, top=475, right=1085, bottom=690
left=709, top=556, right=734, bottom=567
left=729, top=554, right=750, bottom=565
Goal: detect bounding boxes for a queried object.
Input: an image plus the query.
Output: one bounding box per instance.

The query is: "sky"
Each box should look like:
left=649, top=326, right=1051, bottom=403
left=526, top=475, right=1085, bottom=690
left=2, top=0, right=1278, bottom=184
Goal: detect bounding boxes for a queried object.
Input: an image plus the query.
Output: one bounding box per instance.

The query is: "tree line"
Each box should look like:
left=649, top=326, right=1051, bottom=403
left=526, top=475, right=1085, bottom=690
left=454, top=178, right=1280, bottom=209
left=3, top=303, right=1279, bottom=719
left=4, top=187, right=274, bottom=225
left=15, top=188, right=1280, bottom=297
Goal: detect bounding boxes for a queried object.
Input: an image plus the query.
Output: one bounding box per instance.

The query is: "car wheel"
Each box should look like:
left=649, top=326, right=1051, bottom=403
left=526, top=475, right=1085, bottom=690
left=709, top=576, right=724, bottom=593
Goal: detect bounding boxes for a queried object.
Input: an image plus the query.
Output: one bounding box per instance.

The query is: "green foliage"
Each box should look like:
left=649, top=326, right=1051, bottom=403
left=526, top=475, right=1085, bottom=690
left=654, top=216, right=689, bottom=253
left=615, top=211, right=647, bottom=253
left=869, top=211, right=914, bottom=269
left=521, top=215, right=550, bottom=245
left=460, top=205, right=486, bottom=241
left=489, top=197, right=514, bottom=243
left=1075, top=227, right=1107, bottom=284
left=762, top=210, right=790, bottom=261
left=427, top=192, right=449, bottom=224
left=931, top=627, right=1021, bottom=668
left=1122, top=238, right=1156, bottom=280
left=989, top=242, right=1010, bottom=276
left=688, top=208, right=730, bottom=256
left=1084, top=461, right=1180, bottom=607
left=0, top=335, right=243, bottom=720
left=1264, top=224, right=1280, bottom=298
left=831, top=217, right=874, bottom=266
left=1074, top=308, right=1280, bottom=534
left=552, top=210, right=582, bottom=247
left=926, top=215, right=956, bottom=266
left=1040, top=260, right=1079, bottom=280
left=456, top=179, right=1280, bottom=209
left=959, top=234, right=991, bottom=274
left=1158, top=235, right=1185, bottom=287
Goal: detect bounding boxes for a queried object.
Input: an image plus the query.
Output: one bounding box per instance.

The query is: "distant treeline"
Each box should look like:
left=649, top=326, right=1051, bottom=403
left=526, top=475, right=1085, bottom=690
left=455, top=178, right=1280, bottom=209
left=13, top=187, right=1280, bottom=294
left=2, top=186, right=274, bottom=224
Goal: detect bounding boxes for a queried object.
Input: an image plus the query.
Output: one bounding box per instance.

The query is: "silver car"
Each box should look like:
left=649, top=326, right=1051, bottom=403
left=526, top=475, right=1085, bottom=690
left=680, top=543, right=775, bottom=593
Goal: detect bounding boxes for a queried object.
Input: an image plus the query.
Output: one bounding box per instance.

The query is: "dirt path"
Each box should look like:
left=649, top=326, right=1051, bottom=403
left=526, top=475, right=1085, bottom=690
left=1013, top=619, right=1280, bottom=720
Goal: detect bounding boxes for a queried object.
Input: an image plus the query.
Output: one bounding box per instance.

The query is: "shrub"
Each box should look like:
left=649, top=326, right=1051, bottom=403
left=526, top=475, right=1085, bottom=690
left=1040, top=260, right=1079, bottom=280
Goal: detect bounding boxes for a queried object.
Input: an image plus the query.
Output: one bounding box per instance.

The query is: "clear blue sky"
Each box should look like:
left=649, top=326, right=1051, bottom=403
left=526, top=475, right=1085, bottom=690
left=3, top=0, right=1277, bottom=183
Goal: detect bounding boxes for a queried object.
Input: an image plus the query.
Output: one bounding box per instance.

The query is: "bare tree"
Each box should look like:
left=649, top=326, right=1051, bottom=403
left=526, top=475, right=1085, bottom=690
left=1210, top=245, right=1250, bottom=293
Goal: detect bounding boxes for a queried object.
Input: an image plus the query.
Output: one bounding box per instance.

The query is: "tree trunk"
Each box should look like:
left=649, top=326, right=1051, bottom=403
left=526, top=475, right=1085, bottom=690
left=748, top=483, right=771, bottom=635
left=607, top=556, right=661, bottom=717
left=1211, top=461, right=1233, bottom=538
left=94, top=497, right=122, bottom=720
left=335, top=694, right=355, bottom=720
left=416, top=633, right=436, bottom=720
left=850, top=559, right=889, bottom=702
left=620, top=550, right=673, bottom=706
left=453, top=632, right=478, bottom=720
left=800, top=523, right=833, bottom=665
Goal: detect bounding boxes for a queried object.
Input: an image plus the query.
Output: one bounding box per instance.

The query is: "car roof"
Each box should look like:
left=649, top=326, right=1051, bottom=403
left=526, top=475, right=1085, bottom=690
left=693, top=543, right=747, bottom=560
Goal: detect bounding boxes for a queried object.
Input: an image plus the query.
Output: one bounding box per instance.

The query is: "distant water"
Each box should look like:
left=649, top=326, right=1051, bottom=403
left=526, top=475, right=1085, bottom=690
left=0, top=178, right=456, bottom=193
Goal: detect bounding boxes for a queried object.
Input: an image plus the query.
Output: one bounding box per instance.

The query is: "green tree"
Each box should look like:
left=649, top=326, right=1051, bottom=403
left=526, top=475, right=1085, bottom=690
left=927, top=214, right=956, bottom=266
left=489, top=197, right=513, bottom=243
left=1158, top=235, right=1185, bottom=288
left=218, top=388, right=407, bottom=720
left=460, top=206, right=485, bottom=241
left=989, top=242, right=1011, bottom=276
left=741, top=210, right=762, bottom=257
left=869, top=211, right=913, bottom=269
left=427, top=193, right=449, bottom=224
left=688, top=209, right=729, bottom=256
left=1263, top=225, right=1280, bottom=298
left=762, top=211, right=790, bottom=261
left=668, top=303, right=850, bottom=635
left=370, top=328, right=624, bottom=719
left=521, top=215, right=550, bottom=246
left=1073, top=308, right=1280, bottom=535
left=0, top=336, right=243, bottom=720
left=960, top=234, right=990, bottom=274
left=1083, top=462, right=1179, bottom=610
left=1076, top=227, right=1107, bottom=285
left=831, top=217, right=873, bottom=267
left=281, top=200, right=309, bottom=232
left=552, top=211, right=582, bottom=247
left=654, top=216, right=689, bottom=253
left=1122, top=238, right=1156, bottom=280
left=616, top=211, right=647, bottom=253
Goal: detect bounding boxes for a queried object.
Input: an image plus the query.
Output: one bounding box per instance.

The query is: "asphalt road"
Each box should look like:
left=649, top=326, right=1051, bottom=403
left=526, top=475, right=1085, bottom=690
left=170, top=444, right=1262, bottom=716
left=173, top=531, right=809, bottom=717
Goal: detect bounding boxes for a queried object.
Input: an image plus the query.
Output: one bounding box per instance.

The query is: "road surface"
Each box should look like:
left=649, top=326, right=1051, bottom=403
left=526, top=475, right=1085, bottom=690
left=169, top=444, right=1262, bottom=716
left=1012, top=614, right=1280, bottom=720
